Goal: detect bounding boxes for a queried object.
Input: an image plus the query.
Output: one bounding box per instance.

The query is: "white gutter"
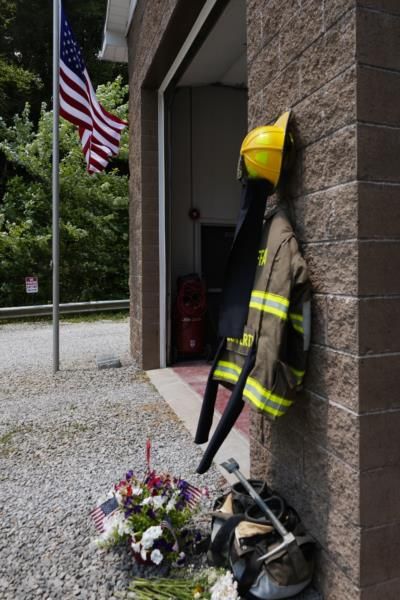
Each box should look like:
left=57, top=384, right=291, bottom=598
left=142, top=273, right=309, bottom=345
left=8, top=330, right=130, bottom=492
left=99, top=0, right=137, bottom=63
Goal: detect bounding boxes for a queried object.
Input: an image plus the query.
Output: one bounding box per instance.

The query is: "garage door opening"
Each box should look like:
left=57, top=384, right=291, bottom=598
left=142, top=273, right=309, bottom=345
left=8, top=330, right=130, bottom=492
left=165, top=0, right=247, bottom=367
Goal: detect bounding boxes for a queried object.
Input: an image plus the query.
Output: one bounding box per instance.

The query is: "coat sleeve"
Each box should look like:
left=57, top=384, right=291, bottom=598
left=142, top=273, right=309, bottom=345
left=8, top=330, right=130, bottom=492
left=285, top=236, right=311, bottom=388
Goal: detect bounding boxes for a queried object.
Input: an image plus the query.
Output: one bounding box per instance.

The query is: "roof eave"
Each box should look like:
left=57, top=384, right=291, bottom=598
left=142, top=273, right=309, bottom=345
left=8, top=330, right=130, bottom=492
left=99, top=0, right=137, bottom=64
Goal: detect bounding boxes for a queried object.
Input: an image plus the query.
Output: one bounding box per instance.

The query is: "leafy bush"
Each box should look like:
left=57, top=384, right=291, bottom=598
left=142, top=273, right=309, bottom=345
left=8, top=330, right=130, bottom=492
left=0, top=76, right=129, bottom=306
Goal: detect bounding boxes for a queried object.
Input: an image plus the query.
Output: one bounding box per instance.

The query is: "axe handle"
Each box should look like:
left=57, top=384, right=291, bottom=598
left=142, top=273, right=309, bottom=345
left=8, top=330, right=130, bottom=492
left=231, top=467, right=290, bottom=539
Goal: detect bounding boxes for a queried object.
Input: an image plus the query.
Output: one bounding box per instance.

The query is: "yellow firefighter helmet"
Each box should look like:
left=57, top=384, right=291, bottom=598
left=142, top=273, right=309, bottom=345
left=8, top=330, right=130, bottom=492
left=240, top=111, right=292, bottom=189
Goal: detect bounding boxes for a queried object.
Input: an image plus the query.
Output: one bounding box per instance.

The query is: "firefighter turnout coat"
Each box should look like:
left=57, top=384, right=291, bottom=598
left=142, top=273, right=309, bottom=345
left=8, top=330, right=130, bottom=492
left=195, top=206, right=311, bottom=474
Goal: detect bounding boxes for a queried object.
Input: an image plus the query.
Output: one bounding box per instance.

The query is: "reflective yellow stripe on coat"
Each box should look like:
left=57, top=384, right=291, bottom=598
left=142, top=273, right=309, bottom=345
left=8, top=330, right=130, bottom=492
left=289, top=312, right=304, bottom=334
left=214, top=360, right=241, bottom=384
left=249, top=291, right=289, bottom=321
left=243, top=376, right=293, bottom=417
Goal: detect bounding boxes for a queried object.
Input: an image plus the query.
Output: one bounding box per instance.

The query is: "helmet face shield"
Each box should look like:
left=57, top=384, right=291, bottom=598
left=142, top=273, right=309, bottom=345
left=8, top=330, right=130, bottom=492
left=240, top=111, right=292, bottom=189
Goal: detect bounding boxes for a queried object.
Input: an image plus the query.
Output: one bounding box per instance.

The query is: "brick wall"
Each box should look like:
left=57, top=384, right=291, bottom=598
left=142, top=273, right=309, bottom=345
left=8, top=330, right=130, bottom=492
left=357, top=2, right=400, bottom=598
left=248, top=1, right=400, bottom=598
left=127, top=1, right=208, bottom=368
left=127, top=1, right=400, bottom=596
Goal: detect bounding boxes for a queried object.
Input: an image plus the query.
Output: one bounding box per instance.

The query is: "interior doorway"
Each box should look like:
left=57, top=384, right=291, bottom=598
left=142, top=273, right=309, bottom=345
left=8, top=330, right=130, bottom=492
left=165, top=0, right=247, bottom=365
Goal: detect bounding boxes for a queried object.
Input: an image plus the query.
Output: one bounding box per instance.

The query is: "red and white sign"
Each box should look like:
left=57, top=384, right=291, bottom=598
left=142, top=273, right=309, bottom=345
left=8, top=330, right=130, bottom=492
left=25, top=276, right=39, bottom=294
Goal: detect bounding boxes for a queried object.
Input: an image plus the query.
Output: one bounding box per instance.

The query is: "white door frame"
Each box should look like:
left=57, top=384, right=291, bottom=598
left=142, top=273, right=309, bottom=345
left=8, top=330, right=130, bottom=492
left=157, top=0, right=219, bottom=367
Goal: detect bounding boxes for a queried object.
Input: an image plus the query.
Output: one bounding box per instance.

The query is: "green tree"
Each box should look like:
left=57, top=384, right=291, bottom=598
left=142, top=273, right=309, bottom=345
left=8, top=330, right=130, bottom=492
left=0, top=0, right=42, bottom=120
left=0, top=76, right=129, bottom=307
left=0, top=0, right=124, bottom=122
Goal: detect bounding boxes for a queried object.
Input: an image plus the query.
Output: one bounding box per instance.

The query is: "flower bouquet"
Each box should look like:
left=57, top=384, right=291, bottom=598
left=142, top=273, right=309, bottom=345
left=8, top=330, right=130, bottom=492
left=91, top=464, right=207, bottom=568
left=123, top=567, right=240, bottom=599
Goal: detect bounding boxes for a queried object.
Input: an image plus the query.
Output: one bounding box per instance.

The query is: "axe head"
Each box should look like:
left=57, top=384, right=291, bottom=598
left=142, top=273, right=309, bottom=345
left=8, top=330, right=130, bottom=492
left=221, top=458, right=240, bottom=473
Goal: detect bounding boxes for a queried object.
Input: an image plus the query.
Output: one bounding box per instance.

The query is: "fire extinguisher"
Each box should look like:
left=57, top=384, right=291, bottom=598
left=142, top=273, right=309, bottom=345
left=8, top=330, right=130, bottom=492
left=174, top=274, right=206, bottom=356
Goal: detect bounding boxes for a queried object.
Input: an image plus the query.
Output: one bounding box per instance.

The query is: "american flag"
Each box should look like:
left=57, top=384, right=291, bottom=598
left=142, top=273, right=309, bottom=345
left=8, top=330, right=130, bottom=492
left=59, top=6, right=127, bottom=173
left=90, top=496, right=119, bottom=533
left=184, top=482, right=205, bottom=508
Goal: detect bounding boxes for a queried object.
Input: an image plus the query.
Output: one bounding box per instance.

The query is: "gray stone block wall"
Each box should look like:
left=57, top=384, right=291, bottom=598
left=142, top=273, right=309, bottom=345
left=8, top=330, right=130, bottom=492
left=248, top=1, right=400, bottom=598
left=247, top=3, right=360, bottom=596
left=357, top=3, right=400, bottom=599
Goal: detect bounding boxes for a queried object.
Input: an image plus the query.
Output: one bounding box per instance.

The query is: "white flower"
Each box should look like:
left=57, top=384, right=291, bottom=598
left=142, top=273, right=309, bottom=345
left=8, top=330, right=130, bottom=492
left=140, top=547, right=147, bottom=561
left=131, top=541, right=141, bottom=553
left=131, top=486, right=142, bottom=496
left=141, top=495, right=166, bottom=509
left=152, top=495, right=166, bottom=509
left=165, top=491, right=179, bottom=513
left=107, top=511, right=131, bottom=537
left=141, top=525, right=163, bottom=549
left=207, top=569, right=219, bottom=585
left=210, top=572, right=239, bottom=600
left=150, top=549, right=164, bottom=565
left=93, top=511, right=132, bottom=548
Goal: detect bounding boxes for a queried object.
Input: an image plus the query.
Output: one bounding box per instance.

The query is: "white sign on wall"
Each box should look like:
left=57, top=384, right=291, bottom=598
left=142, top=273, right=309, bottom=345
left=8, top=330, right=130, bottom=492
left=25, top=276, right=39, bottom=294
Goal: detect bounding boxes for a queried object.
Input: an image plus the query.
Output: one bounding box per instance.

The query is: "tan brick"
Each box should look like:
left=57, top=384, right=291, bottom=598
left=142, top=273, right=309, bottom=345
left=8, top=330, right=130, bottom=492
left=310, top=294, right=328, bottom=346
left=303, top=441, right=360, bottom=526
left=265, top=457, right=361, bottom=581
left=262, top=0, right=301, bottom=43
left=263, top=419, right=304, bottom=474
left=327, top=296, right=358, bottom=353
left=358, top=0, right=400, bottom=13
left=303, top=241, right=358, bottom=295
left=301, top=125, right=357, bottom=195
left=358, top=124, right=400, bottom=183
left=315, top=548, right=360, bottom=600
left=246, top=0, right=264, bottom=61
left=130, top=316, right=142, bottom=365
left=302, top=393, right=360, bottom=469
left=361, top=522, right=400, bottom=586
left=249, top=408, right=264, bottom=444
left=359, top=355, right=400, bottom=412
left=249, top=437, right=269, bottom=479
left=279, top=0, right=324, bottom=70
left=248, top=36, right=280, bottom=96
left=359, top=182, right=400, bottom=239
left=358, top=182, right=400, bottom=239
left=247, top=89, right=265, bottom=129
left=324, top=0, right=355, bottom=30
left=358, top=65, right=400, bottom=127
left=299, top=10, right=356, bottom=97
left=361, top=578, right=400, bottom=600
left=359, top=298, right=400, bottom=354
left=357, top=8, right=400, bottom=71
left=293, top=66, right=356, bottom=148
left=360, top=410, right=400, bottom=469
left=262, top=60, right=302, bottom=124
left=293, top=182, right=358, bottom=243
left=361, top=466, right=400, bottom=527
left=359, top=241, right=400, bottom=295
left=306, top=345, right=359, bottom=410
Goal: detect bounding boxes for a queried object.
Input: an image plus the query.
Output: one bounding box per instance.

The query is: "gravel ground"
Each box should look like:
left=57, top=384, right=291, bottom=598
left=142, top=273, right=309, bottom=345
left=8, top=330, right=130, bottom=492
left=0, top=319, right=224, bottom=600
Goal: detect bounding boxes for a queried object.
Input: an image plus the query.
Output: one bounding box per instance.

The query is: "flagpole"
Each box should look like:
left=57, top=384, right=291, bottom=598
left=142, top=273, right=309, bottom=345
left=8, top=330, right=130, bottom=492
left=52, top=0, right=60, bottom=373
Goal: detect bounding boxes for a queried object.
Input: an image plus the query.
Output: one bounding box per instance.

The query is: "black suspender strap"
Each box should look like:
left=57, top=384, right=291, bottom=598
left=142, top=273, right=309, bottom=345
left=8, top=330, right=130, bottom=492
left=196, top=343, right=256, bottom=474
left=218, top=179, right=271, bottom=339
